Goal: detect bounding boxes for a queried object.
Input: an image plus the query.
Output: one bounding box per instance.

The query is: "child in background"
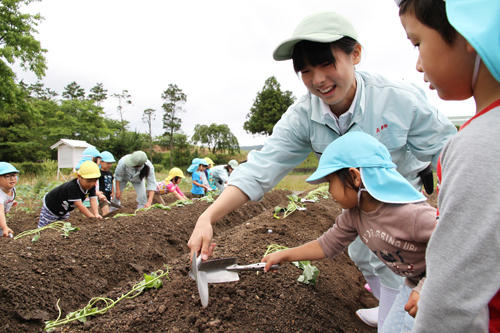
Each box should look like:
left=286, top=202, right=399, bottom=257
left=203, top=157, right=217, bottom=191
left=262, top=132, right=437, bottom=332
left=0, top=162, right=19, bottom=237
left=98, top=151, right=115, bottom=215
left=155, top=167, right=188, bottom=201
left=397, top=0, right=500, bottom=331
left=187, top=158, right=209, bottom=198
left=75, top=147, right=106, bottom=206
left=39, top=161, right=102, bottom=227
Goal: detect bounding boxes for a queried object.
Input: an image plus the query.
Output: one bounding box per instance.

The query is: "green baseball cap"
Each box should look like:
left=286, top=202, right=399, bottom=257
left=124, top=151, right=148, bottom=167
left=273, top=11, right=359, bottom=61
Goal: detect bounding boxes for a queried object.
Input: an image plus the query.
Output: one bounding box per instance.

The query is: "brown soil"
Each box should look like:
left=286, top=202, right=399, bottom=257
left=0, top=189, right=438, bottom=333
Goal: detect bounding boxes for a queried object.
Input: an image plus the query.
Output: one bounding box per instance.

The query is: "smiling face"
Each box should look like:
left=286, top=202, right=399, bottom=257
left=299, top=44, right=361, bottom=116
left=324, top=171, right=359, bottom=210
left=0, top=173, right=18, bottom=192
left=100, top=161, right=113, bottom=171
left=78, top=176, right=98, bottom=191
left=400, top=12, right=476, bottom=101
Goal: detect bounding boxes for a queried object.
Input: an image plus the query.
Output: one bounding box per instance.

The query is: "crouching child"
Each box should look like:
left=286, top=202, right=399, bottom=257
left=38, top=161, right=102, bottom=228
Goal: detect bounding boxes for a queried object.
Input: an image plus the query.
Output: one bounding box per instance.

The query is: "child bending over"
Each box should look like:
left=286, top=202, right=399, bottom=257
left=0, top=162, right=19, bottom=237
left=39, top=161, right=102, bottom=227
left=262, top=132, right=437, bottom=332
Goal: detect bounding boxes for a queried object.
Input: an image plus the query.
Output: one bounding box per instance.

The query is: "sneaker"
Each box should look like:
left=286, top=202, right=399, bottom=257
left=355, top=307, right=378, bottom=328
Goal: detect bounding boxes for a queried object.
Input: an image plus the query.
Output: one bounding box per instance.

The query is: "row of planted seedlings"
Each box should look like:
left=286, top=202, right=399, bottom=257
left=11, top=190, right=222, bottom=332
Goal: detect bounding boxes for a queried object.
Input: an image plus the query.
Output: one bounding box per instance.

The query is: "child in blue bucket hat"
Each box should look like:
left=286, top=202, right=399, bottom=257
left=397, top=0, right=500, bottom=331
left=262, top=132, right=437, bottom=333
left=188, top=158, right=209, bottom=198
left=0, top=162, right=20, bottom=238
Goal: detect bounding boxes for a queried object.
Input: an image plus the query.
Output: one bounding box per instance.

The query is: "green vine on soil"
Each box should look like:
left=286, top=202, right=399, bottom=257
left=273, top=194, right=305, bottom=219
left=44, top=266, right=170, bottom=332
left=264, top=244, right=319, bottom=285
left=13, top=222, right=79, bottom=242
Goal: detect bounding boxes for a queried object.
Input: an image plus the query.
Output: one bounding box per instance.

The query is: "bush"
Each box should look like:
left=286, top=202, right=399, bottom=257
left=13, top=159, right=58, bottom=176
left=153, top=164, right=164, bottom=173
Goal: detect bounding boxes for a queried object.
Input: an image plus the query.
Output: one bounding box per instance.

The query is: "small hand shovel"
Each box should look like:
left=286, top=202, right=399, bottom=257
left=106, top=199, right=123, bottom=209
left=189, top=257, right=279, bottom=284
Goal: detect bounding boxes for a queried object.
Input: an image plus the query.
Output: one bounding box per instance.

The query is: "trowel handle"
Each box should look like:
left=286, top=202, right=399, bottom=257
left=226, top=262, right=279, bottom=271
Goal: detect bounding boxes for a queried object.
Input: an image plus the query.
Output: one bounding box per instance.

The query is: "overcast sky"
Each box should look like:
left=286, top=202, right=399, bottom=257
left=15, top=0, right=475, bottom=147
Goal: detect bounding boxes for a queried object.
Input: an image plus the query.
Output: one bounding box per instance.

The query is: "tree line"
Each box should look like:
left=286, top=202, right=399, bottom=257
left=0, top=0, right=296, bottom=169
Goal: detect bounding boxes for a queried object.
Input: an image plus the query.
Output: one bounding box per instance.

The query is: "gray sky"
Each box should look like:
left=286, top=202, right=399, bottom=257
left=16, top=0, right=475, bottom=147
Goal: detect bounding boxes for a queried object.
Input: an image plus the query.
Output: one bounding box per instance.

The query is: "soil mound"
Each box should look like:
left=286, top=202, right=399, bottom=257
left=1, top=189, right=436, bottom=332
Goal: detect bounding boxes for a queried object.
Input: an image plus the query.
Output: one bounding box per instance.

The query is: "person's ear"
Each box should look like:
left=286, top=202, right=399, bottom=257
left=465, top=40, right=476, bottom=53
left=352, top=44, right=362, bottom=66
left=349, top=168, right=362, bottom=187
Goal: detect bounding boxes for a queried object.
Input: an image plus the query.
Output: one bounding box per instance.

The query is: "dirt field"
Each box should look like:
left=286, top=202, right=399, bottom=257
left=0, top=188, right=438, bottom=333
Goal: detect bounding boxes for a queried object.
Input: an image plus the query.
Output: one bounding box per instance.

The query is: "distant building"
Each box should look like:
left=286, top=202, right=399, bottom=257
left=50, top=139, right=94, bottom=180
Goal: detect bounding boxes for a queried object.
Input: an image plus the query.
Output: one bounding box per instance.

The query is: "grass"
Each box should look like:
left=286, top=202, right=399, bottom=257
left=273, top=174, right=323, bottom=192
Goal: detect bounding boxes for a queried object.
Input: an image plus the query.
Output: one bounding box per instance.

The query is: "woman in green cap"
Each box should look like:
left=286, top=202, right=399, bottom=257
left=188, top=11, right=456, bottom=329
left=113, top=151, right=157, bottom=209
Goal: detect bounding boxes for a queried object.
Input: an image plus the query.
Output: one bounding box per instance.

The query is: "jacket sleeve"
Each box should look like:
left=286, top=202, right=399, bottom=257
left=114, top=158, right=126, bottom=182
left=145, top=161, right=156, bottom=191
left=406, top=83, right=457, bottom=168
left=228, top=105, right=313, bottom=201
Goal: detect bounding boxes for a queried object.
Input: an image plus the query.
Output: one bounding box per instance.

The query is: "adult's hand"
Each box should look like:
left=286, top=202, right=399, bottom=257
left=187, top=185, right=249, bottom=262
left=115, top=189, right=122, bottom=200
left=188, top=215, right=216, bottom=261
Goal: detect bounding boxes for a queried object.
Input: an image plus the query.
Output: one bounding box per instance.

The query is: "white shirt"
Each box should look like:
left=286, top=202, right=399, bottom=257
left=0, top=188, right=16, bottom=213
left=321, top=77, right=359, bottom=134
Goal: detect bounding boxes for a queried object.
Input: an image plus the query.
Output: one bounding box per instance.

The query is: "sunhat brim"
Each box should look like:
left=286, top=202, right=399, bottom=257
left=306, top=165, right=343, bottom=185
left=273, top=33, right=344, bottom=61
left=187, top=164, right=198, bottom=173
left=361, top=167, right=426, bottom=204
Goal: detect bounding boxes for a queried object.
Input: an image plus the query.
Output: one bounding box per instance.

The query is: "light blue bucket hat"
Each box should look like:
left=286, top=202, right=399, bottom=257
left=187, top=158, right=208, bottom=173
left=100, top=151, right=116, bottom=163
left=0, top=162, right=19, bottom=176
left=306, top=132, right=426, bottom=204
left=76, top=147, right=101, bottom=170
left=446, top=0, right=500, bottom=83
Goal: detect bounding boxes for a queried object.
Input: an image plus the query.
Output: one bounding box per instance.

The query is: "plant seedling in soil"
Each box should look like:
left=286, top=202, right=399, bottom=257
left=273, top=194, right=305, bottom=219
left=264, top=244, right=319, bottom=285
left=44, top=266, right=170, bottom=332
left=303, top=185, right=330, bottom=202
left=13, top=222, right=80, bottom=243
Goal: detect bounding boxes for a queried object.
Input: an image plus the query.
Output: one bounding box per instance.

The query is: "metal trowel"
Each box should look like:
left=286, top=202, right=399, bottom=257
left=192, top=252, right=209, bottom=307
left=189, top=257, right=279, bottom=284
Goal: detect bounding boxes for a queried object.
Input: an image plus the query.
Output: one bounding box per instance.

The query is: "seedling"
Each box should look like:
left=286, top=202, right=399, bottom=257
left=44, top=267, right=170, bottom=332
left=303, top=185, right=330, bottom=202
left=264, top=244, right=319, bottom=285
left=14, top=222, right=79, bottom=242
left=273, top=194, right=305, bottom=219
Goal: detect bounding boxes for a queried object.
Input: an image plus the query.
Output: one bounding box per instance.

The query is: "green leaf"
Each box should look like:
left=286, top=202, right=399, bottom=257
left=32, top=234, right=39, bottom=242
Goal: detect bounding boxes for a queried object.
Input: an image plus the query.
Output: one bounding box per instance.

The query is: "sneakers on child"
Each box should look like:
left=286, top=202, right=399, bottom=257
left=355, top=306, right=378, bottom=328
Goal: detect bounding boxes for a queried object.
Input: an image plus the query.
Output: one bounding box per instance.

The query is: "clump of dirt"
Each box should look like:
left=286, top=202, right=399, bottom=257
left=0, top=188, right=437, bottom=332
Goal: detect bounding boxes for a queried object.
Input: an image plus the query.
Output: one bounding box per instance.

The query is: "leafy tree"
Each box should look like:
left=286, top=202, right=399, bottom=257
left=0, top=0, right=47, bottom=113
left=112, top=89, right=132, bottom=130
left=142, top=108, right=156, bottom=163
left=103, top=130, right=147, bottom=160
left=89, top=82, right=108, bottom=107
left=27, top=81, right=58, bottom=100
left=157, top=132, right=191, bottom=168
left=244, top=76, right=296, bottom=136
left=191, top=123, right=239, bottom=155
left=62, top=81, right=85, bottom=100
left=161, top=83, right=186, bottom=167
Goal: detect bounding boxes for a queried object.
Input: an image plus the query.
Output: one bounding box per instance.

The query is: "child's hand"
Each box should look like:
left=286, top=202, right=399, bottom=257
left=95, top=213, right=102, bottom=219
left=2, top=227, right=13, bottom=238
left=12, top=200, right=17, bottom=208
left=404, top=290, right=420, bottom=317
left=261, top=251, right=287, bottom=272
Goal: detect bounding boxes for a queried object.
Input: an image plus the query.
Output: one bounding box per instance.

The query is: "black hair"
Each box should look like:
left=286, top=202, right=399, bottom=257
left=139, top=164, right=149, bottom=181
left=399, top=0, right=457, bottom=46
left=292, top=37, right=359, bottom=73
left=172, top=176, right=181, bottom=184
left=92, top=156, right=101, bottom=164
left=336, top=168, right=359, bottom=193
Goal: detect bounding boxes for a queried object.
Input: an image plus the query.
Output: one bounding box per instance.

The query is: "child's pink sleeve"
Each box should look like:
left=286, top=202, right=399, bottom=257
left=175, top=186, right=185, bottom=197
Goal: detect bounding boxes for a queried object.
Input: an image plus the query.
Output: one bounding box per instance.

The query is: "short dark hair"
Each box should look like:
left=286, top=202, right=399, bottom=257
left=172, top=176, right=181, bottom=183
left=399, top=0, right=457, bottom=46
left=336, top=168, right=359, bottom=193
left=292, top=37, right=359, bottom=73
